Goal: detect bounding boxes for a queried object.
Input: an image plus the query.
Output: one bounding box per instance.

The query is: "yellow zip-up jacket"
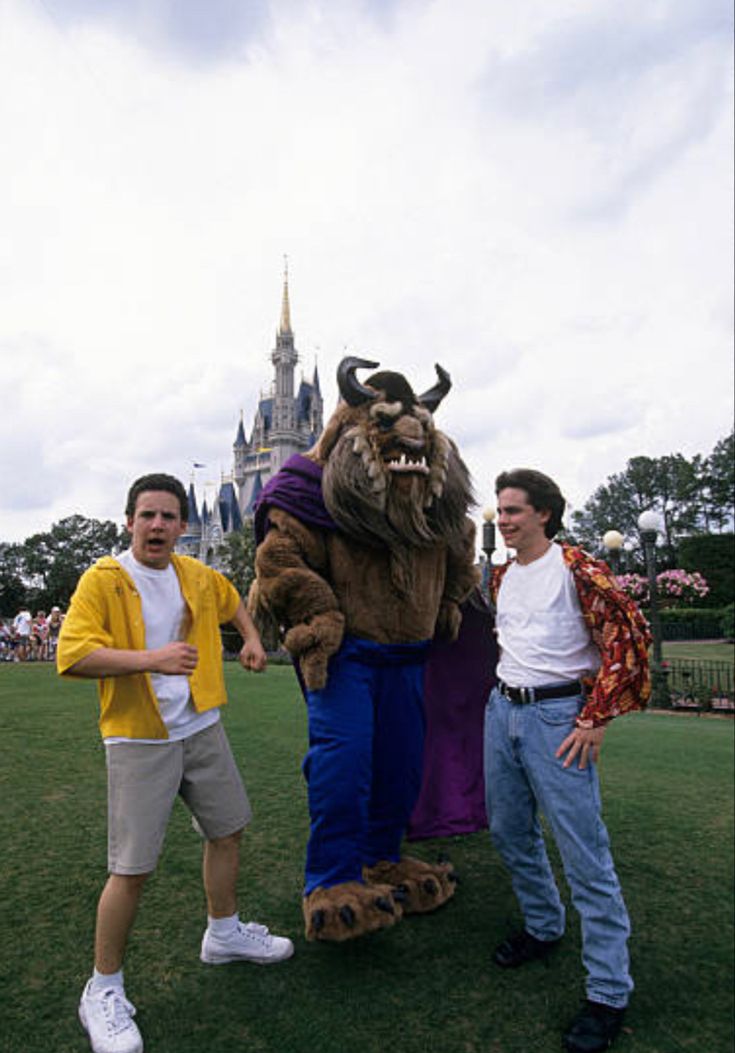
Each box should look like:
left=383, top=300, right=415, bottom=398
left=57, top=554, right=240, bottom=739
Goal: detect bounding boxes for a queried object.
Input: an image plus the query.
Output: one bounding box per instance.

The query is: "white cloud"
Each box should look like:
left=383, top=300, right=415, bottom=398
left=0, top=0, right=732, bottom=548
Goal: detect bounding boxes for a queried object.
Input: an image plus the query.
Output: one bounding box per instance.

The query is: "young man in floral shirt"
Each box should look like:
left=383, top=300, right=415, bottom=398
left=485, top=468, right=651, bottom=1053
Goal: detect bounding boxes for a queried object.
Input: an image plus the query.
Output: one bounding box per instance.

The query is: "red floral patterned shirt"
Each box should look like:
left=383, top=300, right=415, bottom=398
left=490, top=543, right=652, bottom=725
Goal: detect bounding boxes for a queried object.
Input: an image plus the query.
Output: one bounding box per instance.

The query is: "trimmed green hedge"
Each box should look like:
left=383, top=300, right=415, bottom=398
left=643, top=606, right=731, bottom=640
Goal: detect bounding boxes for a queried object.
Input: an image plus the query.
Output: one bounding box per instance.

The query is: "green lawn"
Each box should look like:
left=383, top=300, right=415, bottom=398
left=0, top=664, right=733, bottom=1053
left=662, top=640, right=735, bottom=664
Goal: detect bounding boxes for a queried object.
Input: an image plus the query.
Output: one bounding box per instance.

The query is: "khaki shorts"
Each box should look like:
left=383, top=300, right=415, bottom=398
left=106, top=721, right=252, bottom=875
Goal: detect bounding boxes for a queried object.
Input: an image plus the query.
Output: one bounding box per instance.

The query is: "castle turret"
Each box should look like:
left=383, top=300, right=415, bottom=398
left=186, top=482, right=201, bottom=531
left=310, top=364, right=323, bottom=438
left=180, top=264, right=325, bottom=559
left=233, top=411, right=248, bottom=487
left=270, top=262, right=299, bottom=449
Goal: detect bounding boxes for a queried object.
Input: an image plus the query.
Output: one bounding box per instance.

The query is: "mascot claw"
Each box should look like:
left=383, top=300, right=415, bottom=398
left=374, top=896, right=395, bottom=914
left=283, top=612, right=345, bottom=691
left=303, top=881, right=403, bottom=942
left=338, top=905, right=356, bottom=928
left=363, top=856, right=457, bottom=914
left=299, top=650, right=329, bottom=691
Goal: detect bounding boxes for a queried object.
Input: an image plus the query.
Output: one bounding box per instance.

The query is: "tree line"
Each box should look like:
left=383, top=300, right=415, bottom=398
left=0, top=515, right=259, bottom=618
left=567, top=430, right=733, bottom=561
left=0, top=516, right=128, bottom=614
left=1, top=431, right=732, bottom=616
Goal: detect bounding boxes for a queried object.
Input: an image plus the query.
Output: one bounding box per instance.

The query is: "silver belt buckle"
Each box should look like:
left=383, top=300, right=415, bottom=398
left=519, top=686, right=535, bottom=705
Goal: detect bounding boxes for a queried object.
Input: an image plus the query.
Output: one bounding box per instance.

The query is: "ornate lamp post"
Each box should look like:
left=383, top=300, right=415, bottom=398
left=481, top=508, right=496, bottom=594
left=602, top=529, right=624, bottom=575
left=482, top=507, right=496, bottom=561
left=638, top=509, right=668, bottom=707
left=623, top=539, right=635, bottom=573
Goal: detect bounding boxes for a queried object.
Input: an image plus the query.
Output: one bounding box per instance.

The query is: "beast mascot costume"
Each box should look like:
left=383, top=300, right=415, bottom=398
left=251, top=357, right=494, bottom=942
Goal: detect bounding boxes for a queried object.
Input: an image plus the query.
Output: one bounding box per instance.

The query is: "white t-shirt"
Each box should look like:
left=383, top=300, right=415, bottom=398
left=496, top=542, right=600, bottom=688
left=105, top=549, right=220, bottom=744
left=13, top=611, right=31, bottom=637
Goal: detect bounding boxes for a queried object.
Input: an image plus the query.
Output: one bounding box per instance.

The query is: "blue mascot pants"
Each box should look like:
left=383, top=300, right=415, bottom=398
left=303, top=634, right=429, bottom=894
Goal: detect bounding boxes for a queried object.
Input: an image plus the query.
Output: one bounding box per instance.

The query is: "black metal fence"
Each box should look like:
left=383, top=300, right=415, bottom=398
left=664, top=657, right=735, bottom=713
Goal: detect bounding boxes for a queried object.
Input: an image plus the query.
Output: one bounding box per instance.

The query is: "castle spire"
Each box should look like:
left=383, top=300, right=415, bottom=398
left=279, top=256, right=292, bottom=335
left=234, top=410, right=247, bottom=448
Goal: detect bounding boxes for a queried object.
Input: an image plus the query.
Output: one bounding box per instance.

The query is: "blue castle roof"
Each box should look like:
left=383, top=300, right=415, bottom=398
left=244, top=471, right=264, bottom=515
left=234, top=417, right=247, bottom=448
left=186, top=482, right=200, bottom=527
left=218, top=481, right=242, bottom=533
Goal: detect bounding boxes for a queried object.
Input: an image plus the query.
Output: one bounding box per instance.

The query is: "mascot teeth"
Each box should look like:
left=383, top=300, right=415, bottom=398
left=387, top=453, right=429, bottom=474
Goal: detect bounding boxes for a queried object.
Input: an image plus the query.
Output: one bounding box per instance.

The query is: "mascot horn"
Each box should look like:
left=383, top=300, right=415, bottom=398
left=250, top=356, right=490, bottom=942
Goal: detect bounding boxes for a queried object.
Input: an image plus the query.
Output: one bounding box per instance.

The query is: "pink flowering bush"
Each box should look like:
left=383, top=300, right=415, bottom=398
left=616, top=570, right=710, bottom=607
left=616, top=574, right=648, bottom=603
left=656, top=569, right=709, bottom=604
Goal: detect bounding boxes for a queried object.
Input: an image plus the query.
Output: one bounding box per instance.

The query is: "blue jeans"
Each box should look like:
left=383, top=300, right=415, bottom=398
left=303, top=635, right=429, bottom=895
left=484, top=686, right=633, bottom=1008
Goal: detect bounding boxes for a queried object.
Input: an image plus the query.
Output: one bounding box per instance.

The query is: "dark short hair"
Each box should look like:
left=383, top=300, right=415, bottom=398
left=495, top=468, right=566, bottom=539
left=125, top=473, right=188, bottom=521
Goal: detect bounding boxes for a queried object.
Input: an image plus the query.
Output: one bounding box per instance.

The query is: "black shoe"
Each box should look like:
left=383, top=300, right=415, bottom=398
left=492, top=929, right=562, bottom=968
left=563, top=1000, right=626, bottom=1053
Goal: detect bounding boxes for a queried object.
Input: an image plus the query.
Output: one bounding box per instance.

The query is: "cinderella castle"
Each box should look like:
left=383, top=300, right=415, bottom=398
left=178, top=270, right=323, bottom=565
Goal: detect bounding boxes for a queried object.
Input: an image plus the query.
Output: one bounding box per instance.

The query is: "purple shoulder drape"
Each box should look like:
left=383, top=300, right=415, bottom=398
left=254, top=454, right=336, bottom=542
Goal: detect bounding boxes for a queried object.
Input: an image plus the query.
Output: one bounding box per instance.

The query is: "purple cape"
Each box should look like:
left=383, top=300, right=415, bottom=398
left=407, top=593, right=495, bottom=839
left=254, top=454, right=336, bottom=543
left=253, top=453, right=495, bottom=839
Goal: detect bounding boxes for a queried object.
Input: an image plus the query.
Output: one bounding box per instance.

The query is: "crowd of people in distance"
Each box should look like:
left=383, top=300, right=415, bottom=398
left=0, top=606, right=65, bottom=662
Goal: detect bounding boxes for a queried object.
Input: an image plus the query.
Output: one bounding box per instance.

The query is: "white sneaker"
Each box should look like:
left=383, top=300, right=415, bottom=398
left=78, top=980, right=144, bottom=1053
left=200, top=920, right=294, bottom=965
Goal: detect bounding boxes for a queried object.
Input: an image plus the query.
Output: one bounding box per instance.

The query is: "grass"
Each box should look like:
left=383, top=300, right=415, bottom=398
left=662, top=640, right=735, bottom=664
left=0, top=663, right=733, bottom=1053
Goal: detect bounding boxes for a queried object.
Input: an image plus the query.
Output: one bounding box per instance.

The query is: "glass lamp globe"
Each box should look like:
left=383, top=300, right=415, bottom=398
left=603, top=530, right=624, bottom=551
left=637, top=510, right=661, bottom=535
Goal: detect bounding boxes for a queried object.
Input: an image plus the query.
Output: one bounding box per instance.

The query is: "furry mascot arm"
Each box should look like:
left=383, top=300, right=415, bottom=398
left=435, top=517, right=480, bottom=641
left=252, top=507, right=344, bottom=691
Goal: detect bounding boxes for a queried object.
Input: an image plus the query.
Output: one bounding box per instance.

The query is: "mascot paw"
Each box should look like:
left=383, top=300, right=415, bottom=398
left=363, top=856, right=457, bottom=914
left=284, top=611, right=345, bottom=691
left=303, top=881, right=403, bottom=942
left=299, top=649, right=330, bottom=691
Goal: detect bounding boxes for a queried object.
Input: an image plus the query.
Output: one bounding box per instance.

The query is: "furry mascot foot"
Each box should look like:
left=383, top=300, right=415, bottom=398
left=303, top=881, right=404, bottom=942
left=363, top=856, right=457, bottom=914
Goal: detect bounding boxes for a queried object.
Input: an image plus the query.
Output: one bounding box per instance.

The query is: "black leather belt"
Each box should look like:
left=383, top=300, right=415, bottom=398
left=498, top=680, right=583, bottom=705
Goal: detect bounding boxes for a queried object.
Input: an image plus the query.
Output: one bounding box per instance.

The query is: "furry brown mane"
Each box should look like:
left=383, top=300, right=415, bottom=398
left=313, top=399, right=475, bottom=595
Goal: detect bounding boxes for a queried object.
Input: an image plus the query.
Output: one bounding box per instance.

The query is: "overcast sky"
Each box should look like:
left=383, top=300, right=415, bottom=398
left=1, top=0, right=733, bottom=554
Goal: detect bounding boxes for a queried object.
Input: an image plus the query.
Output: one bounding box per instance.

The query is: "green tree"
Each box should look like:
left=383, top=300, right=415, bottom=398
left=217, top=521, right=283, bottom=652
left=570, top=436, right=732, bottom=566
left=700, top=430, right=735, bottom=532
left=22, top=515, right=127, bottom=609
left=0, top=543, right=28, bottom=615
left=632, top=453, right=700, bottom=560
left=217, top=521, right=257, bottom=601
left=570, top=469, right=643, bottom=554
left=215, top=522, right=278, bottom=652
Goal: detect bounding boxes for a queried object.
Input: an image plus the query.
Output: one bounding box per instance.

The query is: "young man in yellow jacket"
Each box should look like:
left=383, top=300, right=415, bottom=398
left=58, top=473, right=293, bottom=1053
